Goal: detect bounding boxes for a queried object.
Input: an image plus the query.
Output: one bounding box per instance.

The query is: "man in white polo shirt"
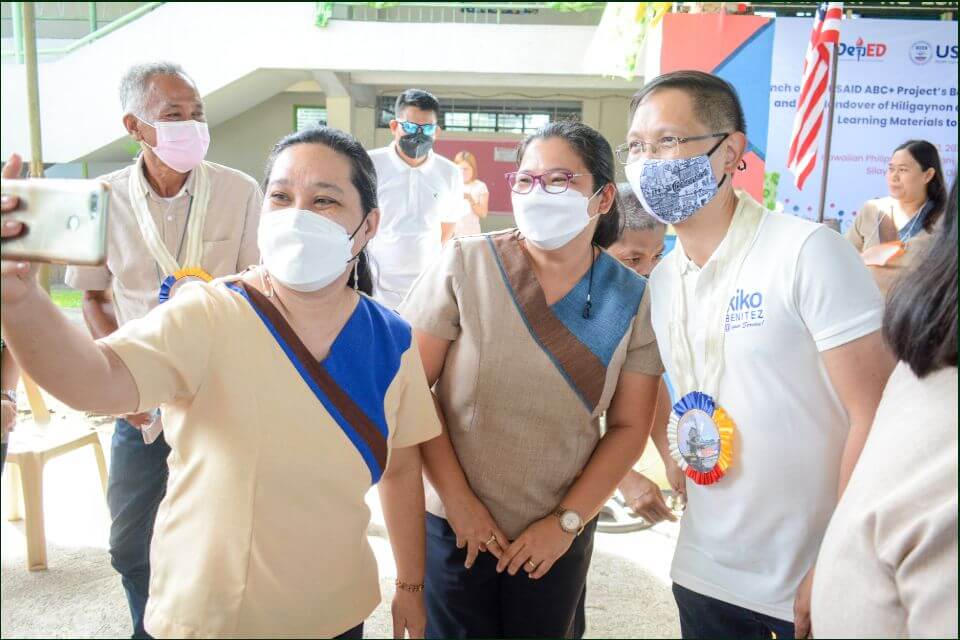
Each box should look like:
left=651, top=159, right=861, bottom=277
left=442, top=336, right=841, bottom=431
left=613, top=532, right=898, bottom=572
left=65, top=61, right=261, bottom=638
left=623, top=70, right=895, bottom=639
left=367, top=89, right=465, bottom=308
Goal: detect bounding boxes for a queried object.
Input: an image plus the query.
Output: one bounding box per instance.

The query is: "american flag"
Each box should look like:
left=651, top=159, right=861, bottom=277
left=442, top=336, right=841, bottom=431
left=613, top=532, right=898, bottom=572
left=787, top=2, right=843, bottom=190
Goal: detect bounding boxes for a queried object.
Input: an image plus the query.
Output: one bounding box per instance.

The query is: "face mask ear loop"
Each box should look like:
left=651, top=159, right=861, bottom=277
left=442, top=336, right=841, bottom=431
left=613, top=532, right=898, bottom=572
left=348, top=213, right=370, bottom=264
left=706, top=135, right=733, bottom=193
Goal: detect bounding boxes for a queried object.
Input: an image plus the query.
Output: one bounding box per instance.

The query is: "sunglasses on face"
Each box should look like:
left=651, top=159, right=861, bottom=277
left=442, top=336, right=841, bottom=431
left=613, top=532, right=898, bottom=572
left=397, top=121, right=437, bottom=136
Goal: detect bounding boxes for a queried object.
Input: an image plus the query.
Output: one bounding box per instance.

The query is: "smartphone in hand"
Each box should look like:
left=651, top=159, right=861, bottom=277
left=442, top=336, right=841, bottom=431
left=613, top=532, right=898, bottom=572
left=1, top=178, right=109, bottom=266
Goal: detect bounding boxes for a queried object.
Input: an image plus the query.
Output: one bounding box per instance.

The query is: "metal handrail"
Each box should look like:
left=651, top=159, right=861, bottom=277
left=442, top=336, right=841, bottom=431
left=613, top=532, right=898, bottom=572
left=1, top=2, right=165, bottom=60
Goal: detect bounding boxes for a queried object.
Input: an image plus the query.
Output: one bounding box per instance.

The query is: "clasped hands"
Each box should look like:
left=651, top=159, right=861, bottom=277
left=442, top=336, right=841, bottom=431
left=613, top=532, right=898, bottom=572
left=445, top=495, right=574, bottom=580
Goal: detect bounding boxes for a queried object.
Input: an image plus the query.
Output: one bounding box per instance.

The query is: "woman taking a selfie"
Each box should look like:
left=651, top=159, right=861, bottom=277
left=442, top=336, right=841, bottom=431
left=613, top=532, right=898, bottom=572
left=0, top=127, right=440, bottom=639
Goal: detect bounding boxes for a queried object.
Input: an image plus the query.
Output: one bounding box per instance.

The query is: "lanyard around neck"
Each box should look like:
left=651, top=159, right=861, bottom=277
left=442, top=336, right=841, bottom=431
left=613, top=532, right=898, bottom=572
left=129, top=158, right=210, bottom=276
left=669, top=194, right=764, bottom=399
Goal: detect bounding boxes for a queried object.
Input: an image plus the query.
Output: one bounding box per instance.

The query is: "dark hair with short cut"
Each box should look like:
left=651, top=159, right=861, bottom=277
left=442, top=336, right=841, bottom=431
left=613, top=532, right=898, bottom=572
left=629, top=70, right=746, bottom=136
left=515, top=120, right=622, bottom=248
left=883, top=179, right=958, bottom=378
left=394, top=89, right=441, bottom=120
left=893, top=139, right=947, bottom=231
left=262, top=126, right=378, bottom=296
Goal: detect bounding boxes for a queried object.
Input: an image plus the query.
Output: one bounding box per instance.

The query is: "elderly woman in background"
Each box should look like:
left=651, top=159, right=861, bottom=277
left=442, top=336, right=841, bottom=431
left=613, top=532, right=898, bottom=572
left=1, top=127, right=440, bottom=638
left=813, top=180, right=958, bottom=638
left=453, top=150, right=489, bottom=236
left=606, top=184, right=685, bottom=524
left=846, top=139, right=947, bottom=295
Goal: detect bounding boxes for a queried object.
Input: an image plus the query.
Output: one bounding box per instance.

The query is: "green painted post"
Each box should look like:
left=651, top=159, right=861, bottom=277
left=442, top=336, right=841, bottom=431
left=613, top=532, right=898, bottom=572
left=88, top=2, right=98, bottom=32
left=12, top=2, right=24, bottom=63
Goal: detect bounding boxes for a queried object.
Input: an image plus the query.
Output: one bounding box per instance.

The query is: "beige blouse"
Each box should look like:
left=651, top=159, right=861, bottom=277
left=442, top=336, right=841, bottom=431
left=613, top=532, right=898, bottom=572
left=845, top=197, right=936, bottom=296
left=102, top=281, right=441, bottom=638
left=399, top=230, right=663, bottom=538
left=812, top=362, right=958, bottom=638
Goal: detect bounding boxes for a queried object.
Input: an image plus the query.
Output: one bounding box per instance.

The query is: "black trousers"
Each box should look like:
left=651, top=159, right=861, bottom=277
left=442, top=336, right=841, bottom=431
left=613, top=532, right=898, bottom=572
left=673, top=583, right=795, bottom=639
left=334, top=622, right=363, bottom=639
left=425, top=513, right=596, bottom=639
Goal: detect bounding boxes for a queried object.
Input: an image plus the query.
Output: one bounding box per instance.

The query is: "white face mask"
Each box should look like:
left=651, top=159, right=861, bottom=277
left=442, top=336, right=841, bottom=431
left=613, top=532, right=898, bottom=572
left=257, top=208, right=359, bottom=292
left=511, top=185, right=601, bottom=250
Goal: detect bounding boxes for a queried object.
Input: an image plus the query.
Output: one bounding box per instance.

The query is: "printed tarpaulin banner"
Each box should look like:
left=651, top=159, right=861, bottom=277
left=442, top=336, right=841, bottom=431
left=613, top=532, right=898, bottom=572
left=765, top=18, right=958, bottom=230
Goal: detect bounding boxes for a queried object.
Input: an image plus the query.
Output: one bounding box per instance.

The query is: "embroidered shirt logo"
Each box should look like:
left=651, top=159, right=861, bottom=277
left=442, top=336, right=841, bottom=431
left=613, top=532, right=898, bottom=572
left=726, top=289, right=765, bottom=332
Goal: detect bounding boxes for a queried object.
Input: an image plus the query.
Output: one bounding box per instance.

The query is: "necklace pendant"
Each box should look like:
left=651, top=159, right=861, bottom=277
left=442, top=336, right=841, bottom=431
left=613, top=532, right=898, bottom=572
left=667, top=391, right=736, bottom=485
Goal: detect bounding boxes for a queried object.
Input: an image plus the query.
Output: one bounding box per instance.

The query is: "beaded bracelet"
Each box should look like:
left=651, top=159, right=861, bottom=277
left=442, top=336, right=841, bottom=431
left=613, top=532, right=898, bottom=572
left=395, top=579, right=424, bottom=593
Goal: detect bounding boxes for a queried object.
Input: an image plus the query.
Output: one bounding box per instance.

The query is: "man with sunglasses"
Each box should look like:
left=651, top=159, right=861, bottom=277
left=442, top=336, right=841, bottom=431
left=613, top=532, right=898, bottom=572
left=367, top=89, right=466, bottom=308
left=624, top=71, right=895, bottom=639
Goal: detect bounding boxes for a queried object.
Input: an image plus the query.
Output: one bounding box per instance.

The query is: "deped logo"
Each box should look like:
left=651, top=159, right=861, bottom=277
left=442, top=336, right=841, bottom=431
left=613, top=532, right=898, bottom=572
left=838, top=37, right=887, bottom=61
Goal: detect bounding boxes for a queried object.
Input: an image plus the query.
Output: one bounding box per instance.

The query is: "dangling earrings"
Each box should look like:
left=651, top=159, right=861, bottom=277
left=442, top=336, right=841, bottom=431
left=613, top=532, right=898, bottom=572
left=737, top=159, right=748, bottom=171
left=352, top=260, right=360, bottom=292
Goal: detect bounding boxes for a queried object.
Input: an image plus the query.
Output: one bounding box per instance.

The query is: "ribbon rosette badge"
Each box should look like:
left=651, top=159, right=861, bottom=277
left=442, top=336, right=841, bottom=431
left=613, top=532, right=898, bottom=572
left=667, top=391, right=735, bottom=485
left=158, top=267, right=213, bottom=304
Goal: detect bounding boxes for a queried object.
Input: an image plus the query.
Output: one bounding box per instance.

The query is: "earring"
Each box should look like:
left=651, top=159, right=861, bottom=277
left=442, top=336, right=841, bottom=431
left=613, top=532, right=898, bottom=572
left=738, top=159, right=748, bottom=171
left=352, top=260, right=359, bottom=292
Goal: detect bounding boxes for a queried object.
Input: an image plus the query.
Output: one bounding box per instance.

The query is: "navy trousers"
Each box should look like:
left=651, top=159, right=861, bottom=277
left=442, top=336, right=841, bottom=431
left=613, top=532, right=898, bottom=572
left=107, top=418, right=170, bottom=639
left=672, top=583, right=795, bottom=639
left=425, top=513, right=596, bottom=639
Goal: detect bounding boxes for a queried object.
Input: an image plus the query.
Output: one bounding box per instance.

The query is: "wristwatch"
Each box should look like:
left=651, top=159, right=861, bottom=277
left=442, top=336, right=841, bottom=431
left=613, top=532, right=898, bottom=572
left=554, top=506, right=585, bottom=536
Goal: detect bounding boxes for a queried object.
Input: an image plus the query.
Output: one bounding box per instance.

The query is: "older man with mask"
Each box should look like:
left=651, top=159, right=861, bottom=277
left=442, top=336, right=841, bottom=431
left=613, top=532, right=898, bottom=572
left=65, top=61, right=261, bottom=638
left=622, top=70, right=895, bottom=639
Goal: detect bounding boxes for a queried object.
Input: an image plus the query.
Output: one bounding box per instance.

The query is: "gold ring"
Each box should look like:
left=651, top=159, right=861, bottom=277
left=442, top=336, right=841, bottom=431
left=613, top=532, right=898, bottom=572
left=485, top=535, right=497, bottom=546
left=526, top=560, right=538, bottom=570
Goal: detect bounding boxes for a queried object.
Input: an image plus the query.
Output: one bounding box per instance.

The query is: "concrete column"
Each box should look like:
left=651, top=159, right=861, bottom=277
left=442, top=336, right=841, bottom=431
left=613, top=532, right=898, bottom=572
left=580, top=98, right=601, bottom=130
left=325, top=95, right=353, bottom=133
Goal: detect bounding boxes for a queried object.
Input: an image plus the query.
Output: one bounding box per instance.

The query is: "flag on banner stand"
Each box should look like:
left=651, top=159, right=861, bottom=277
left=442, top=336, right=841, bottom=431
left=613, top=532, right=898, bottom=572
left=787, top=2, right=843, bottom=190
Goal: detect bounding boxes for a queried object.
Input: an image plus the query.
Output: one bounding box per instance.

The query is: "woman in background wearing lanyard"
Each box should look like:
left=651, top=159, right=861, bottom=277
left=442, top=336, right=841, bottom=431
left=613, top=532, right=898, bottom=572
left=845, top=139, right=948, bottom=295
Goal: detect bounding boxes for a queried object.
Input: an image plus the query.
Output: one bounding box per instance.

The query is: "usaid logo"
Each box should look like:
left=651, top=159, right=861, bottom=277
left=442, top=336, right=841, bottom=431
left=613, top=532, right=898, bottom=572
left=910, top=41, right=958, bottom=64
left=910, top=41, right=933, bottom=65
left=838, top=37, right=887, bottom=61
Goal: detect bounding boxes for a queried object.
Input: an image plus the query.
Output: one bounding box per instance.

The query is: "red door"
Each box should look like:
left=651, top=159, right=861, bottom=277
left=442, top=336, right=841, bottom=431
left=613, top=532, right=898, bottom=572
left=433, top=137, right=520, bottom=217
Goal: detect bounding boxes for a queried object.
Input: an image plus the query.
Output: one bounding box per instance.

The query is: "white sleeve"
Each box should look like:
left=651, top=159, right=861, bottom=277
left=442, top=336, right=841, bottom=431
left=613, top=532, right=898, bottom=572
left=793, top=226, right=883, bottom=352
left=440, top=167, right=466, bottom=223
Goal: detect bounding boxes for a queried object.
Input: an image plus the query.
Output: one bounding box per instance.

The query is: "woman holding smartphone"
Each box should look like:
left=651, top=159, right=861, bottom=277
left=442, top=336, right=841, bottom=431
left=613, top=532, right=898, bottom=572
left=0, top=128, right=439, bottom=639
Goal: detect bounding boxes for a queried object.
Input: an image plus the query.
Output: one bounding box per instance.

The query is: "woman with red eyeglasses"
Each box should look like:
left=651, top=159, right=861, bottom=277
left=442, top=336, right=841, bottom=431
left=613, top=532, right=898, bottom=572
left=400, top=121, right=662, bottom=638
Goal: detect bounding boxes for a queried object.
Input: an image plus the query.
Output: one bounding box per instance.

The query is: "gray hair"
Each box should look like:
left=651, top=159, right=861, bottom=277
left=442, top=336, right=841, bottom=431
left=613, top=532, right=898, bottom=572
left=118, top=61, right=193, bottom=118
left=617, top=183, right=665, bottom=232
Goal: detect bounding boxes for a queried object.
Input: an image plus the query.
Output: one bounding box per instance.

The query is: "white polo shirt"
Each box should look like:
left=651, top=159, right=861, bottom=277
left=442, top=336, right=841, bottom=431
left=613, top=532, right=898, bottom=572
left=649, top=192, right=883, bottom=621
left=367, top=143, right=465, bottom=308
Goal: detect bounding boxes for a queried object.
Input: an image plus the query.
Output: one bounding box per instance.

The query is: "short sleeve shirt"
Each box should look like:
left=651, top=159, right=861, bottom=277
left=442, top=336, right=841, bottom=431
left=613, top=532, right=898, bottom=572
left=649, top=192, right=884, bottom=620
left=367, top=144, right=466, bottom=308
left=65, top=156, right=262, bottom=326
left=399, top=231, right=662, bottom=538
left=100, top=281, right=441, bottom=638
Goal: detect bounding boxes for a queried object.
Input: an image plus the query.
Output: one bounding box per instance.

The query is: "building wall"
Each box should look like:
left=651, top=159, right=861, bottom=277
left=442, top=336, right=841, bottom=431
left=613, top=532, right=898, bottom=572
left=205, top=86, right=634, bottom=204
left=207, top=91, right=326, bottom=182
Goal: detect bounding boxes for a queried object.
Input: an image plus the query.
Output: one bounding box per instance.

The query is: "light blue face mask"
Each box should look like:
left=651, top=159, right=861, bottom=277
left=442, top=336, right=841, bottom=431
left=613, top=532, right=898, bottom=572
left=625, top=136, right=729, bottom=225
